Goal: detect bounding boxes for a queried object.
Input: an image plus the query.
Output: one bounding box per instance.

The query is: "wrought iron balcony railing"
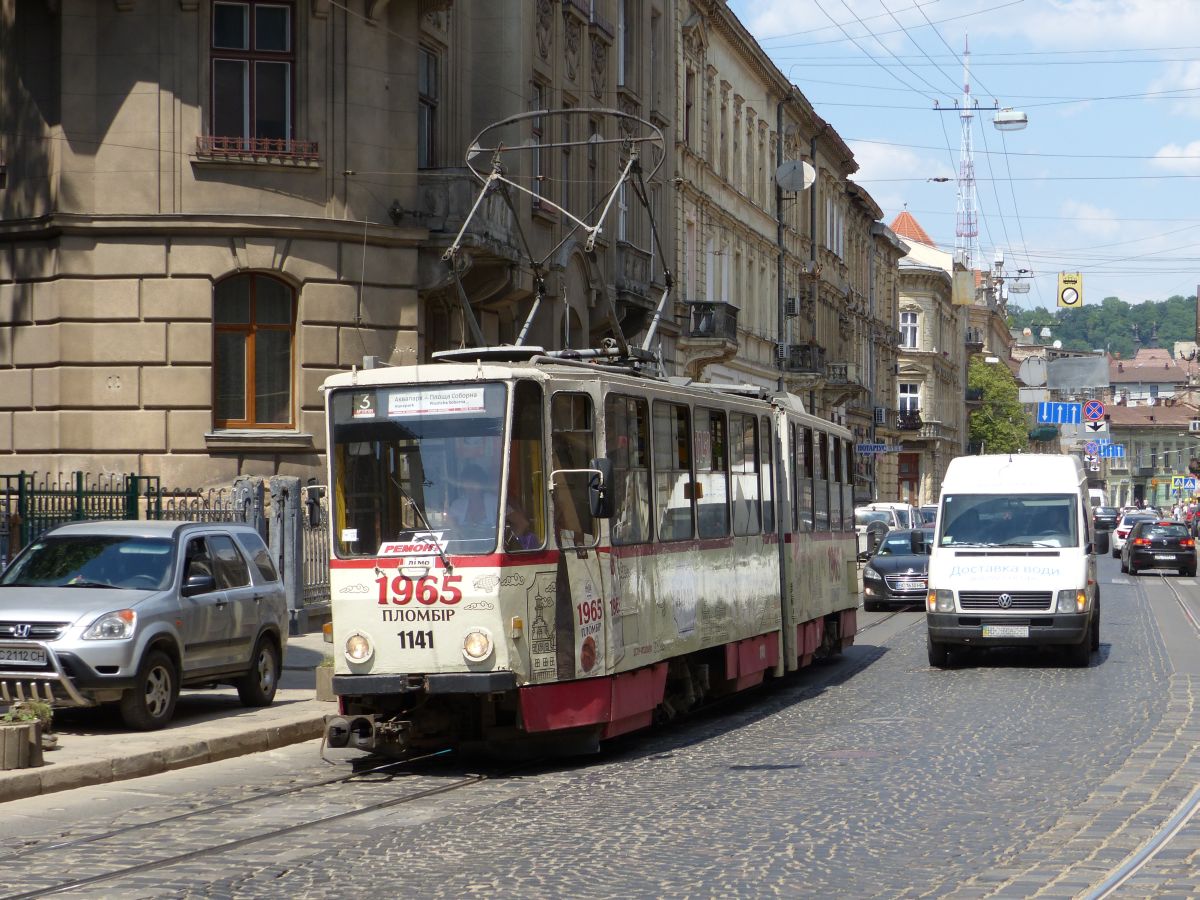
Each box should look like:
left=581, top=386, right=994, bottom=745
left=897, top=410, right=924, bottom=431
left=196, top=135, right=320, bottom=162
left=686, top=301, right=739, bottom=341
left=783, top=342, right=826, bottom=375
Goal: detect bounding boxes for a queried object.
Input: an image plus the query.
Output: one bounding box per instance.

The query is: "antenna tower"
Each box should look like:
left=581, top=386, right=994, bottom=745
left=954, top=34, right=979, bottom=271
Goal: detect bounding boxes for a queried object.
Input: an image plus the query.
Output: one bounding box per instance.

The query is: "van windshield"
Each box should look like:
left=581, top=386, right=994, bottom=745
left=938, top=494, right=1079, bottom=548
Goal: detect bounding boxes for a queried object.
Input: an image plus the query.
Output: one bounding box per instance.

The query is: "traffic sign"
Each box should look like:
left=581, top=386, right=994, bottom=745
left=1037, top=401, right=1081, bottom=425
left=1058, top=272, right=1084, bottom=308
left=1089, top=464, right=1100, bottom=472
left=855, top=443, right=887, bottom=454
left=1082, top=399, right=1105, bottom=421
left=1084, top=420, right=1108, bottom=434
left=1084, top=441, right=1099, bottom=455
left=1099, top=444, right=1125, bottom=459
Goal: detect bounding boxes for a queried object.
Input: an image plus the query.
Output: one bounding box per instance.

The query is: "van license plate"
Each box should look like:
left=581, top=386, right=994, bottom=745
left=982, top=624, right=1028, bottom=639
left=0, top=648, right=47, bottom=665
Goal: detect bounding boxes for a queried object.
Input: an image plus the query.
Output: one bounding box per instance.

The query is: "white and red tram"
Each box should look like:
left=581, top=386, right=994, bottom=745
left=323, top=353, right=859, bottom=755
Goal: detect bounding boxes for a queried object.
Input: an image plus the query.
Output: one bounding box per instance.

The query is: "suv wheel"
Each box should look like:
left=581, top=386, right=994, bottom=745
left=236, top=638, right=280, bottom=707
left=119, top=650, right=179, bottom=730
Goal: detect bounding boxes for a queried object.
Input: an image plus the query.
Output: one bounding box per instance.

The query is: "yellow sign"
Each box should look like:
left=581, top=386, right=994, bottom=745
left=1058, top=272, right=1083, bottom=308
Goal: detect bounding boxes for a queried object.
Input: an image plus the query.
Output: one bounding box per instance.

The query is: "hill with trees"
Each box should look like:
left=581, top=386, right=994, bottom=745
left=1009, top=294, right=1198, bottom=359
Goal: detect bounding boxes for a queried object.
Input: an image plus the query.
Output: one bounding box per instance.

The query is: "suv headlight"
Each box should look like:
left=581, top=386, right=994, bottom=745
left=1057, top=589, right=1086, bottom=613
left=927, top=589, right=955, bottom=613
left=82, top=609, right=136, bottom=640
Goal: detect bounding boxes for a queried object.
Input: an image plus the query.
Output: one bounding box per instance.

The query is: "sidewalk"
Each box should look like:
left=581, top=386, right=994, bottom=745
left=0, top=631, right=334, bottom=803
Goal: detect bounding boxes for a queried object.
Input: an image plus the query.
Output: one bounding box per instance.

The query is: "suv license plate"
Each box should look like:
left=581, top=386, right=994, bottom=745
left=982, top=624, right=1028, bottom=639
left=0, top=648, right=47, bottom=665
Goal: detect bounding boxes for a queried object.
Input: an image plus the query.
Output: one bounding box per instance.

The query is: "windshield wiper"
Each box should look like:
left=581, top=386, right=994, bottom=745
left=61, top=580, right=118, bottom=589
left=389, top=475, right=454, bottom=573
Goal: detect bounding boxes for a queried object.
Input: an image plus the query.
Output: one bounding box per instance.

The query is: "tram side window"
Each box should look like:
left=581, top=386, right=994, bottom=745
left=551, top=391, right=596, bottom=548
left=695, top=408, right=730, bottom=538
left=761, top=415, right=774, bottom=532
left=842, top=440, right=855, bottom=532
left=830, top=433, right=843, bottom=531
left=794, top=424, right=813, bottom=532
left=506, top=381, right=546, bottom=551
left=605, top=394, right=651, bottom=545
left=731, top=413, right=761, bottom=536
left=814, top=431, right=830, bottom=531
left=653, top=401, right=695, bottom=541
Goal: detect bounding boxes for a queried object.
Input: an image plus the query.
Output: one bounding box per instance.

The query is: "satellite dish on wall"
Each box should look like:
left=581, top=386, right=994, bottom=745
left=1018, top=356, right=1048, bottom=386
left=775, top=159, right=816, bottom=192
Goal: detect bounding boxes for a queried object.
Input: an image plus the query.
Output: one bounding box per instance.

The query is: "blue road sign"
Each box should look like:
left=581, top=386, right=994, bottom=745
left=855, top=443, right=887, bottom=454
left=1187, top=477, right=1198, bottom=492
left=1037, top=401, right=1081, bottom=425
left=1099, top=444, right=1125, bottom=459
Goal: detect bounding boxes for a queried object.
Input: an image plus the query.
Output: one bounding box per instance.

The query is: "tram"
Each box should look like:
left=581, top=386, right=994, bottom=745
left=322, top=351, right=860, bottom=756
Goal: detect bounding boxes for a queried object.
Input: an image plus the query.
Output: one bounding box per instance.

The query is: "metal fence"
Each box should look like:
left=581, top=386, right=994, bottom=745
left=1, top=473, right=331, bottom=630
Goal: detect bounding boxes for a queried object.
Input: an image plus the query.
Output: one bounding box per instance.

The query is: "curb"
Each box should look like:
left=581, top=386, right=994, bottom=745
left=0, top=713, right=328, bottom=805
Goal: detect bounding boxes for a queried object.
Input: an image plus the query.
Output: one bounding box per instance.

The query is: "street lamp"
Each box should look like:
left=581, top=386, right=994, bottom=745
left=993, top=108, right=1029, bottom=131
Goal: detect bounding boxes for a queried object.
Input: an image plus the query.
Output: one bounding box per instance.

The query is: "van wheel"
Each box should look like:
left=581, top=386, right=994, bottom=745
left=927, top=637, right=951, bottom=669
left=1090, top=610, right=1100, bottom=652
left=119, top=650, right=179, bottom=730
left=236, top=638, right=280, bottom=707
left=1065, top=635, right=1092, bottom=668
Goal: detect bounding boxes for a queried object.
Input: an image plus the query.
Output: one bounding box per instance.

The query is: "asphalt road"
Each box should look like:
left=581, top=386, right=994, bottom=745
left=3, top=554, right=1200, bottom=899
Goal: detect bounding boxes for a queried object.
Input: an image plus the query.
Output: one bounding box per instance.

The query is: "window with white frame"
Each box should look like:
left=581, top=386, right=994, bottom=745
left=899, top=382, right=920, bottom=413
left=899, top=311, right=918, bottom=348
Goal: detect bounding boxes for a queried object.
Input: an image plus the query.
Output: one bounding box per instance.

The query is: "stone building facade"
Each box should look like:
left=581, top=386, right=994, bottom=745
left=669, top=1, right=901, bottom=503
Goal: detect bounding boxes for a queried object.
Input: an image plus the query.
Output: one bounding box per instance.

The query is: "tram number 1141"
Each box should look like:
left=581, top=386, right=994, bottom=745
left=397, top=629, right=435, bottom=650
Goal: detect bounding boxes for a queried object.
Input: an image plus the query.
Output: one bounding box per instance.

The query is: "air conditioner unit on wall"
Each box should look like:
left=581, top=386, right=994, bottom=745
left=874, top=406, right=886, bottom=425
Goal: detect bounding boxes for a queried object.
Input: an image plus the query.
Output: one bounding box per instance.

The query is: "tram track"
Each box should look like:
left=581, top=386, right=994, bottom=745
left=0, top=749, right=499, bottom=899
left=1081, top=571, right=1200, bottom=899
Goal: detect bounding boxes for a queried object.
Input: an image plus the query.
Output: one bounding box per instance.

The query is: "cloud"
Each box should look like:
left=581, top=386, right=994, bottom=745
left=984, top=1, right=1200, bottom=48
left=1151, top=141, right=1200, bottom=174
left=847, top=139, right=953, bottom=212
left=1148, top=62, right=1200, bottom=118
left=1059, top=199, right=1120, bottom=239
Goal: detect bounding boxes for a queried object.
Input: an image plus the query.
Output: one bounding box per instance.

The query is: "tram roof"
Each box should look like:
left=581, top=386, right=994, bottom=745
left=322, top=354, right=843, bottom=430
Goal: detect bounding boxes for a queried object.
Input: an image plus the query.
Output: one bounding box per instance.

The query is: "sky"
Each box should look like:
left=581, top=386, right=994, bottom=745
left=727, top=0, right=1200, bottom=312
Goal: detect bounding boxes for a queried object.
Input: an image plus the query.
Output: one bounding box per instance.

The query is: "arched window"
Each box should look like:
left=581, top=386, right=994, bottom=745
left=214, top=273, right=295, bottom=428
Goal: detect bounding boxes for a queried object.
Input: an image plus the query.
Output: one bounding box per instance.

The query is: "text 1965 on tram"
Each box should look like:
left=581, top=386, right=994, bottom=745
left=321, top=354, right=861, bottom=756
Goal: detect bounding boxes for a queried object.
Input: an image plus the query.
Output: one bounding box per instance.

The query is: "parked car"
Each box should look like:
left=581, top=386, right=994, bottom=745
left=862, top=528, right=933, bottom=611
left=855, top=507, right=896, bottom=560
left=0, top=521, right=288, bottom=730
left=1121, top=519, right=1196, bottom=577
left=1092, top=506, right=1119, bottom=532
left=1112, top=512, right=1157, bottom=558
left=917, top=505, right=938, bottom=526
left=863, top=501, right=919, bottom=530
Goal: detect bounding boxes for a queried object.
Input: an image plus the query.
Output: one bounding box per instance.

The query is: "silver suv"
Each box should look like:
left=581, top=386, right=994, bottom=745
left=0, top=521, right=287, bottom=729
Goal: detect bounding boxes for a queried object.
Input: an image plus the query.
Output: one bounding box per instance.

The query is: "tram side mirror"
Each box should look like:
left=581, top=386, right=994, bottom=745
left=589, top=458, right=614, bottom=519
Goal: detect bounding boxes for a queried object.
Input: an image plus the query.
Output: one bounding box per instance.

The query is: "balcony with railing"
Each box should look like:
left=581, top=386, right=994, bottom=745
left=896, top=409, right=924, bottom=431
left=195, top=135, right=320, bottom=165
left=677, top=301, right=739, bottom=378
left=965, top=386, right=984, bottom=407
left=823, top=361, right=867, bottom=406
left=965, top=327, right=985, bottom=351
left=783, top=342, right=827, bottom=375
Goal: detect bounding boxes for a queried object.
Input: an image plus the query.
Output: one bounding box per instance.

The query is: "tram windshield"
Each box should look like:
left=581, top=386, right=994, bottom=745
left=329, top=383, right=508, bottom=556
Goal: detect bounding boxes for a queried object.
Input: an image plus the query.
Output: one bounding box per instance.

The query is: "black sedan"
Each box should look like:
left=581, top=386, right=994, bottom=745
left=1121, top=519, right=1197, bottom=577
left=862, top=528, right=932, bottom=611
left=1092, top=505, right=1119, bottom=532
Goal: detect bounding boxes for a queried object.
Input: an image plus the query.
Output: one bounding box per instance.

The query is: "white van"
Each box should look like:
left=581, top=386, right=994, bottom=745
left=925, top=454, right=1101, bottom=668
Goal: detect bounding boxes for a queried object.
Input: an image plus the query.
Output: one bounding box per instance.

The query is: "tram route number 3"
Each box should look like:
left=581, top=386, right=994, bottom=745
left=376, top=573, right=463, bottom=606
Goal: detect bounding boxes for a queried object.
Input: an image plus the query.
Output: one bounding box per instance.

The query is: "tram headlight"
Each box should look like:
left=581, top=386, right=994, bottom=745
left=344, top=631, right=374, bottom=664
left=927, top=589, right=955, bottom=613
left=1057, top=589, right=1086, bottom=613
left=462, top=627, right=494, bottom=663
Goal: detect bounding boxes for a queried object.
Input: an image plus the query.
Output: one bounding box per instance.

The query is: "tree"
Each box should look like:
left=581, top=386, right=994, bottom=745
left=968, top=357, right=1030, bottom=454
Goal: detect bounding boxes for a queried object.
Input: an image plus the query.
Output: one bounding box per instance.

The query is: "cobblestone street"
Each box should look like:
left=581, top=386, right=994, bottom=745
left=5, top=557, right=1200, bottom=898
